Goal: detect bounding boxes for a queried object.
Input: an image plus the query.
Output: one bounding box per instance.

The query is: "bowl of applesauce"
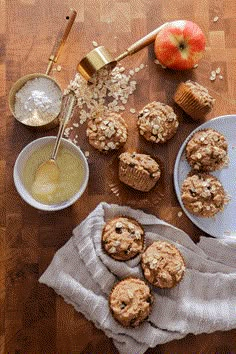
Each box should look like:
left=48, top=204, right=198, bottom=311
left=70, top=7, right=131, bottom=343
left=13, top=136, right=89, bottom=211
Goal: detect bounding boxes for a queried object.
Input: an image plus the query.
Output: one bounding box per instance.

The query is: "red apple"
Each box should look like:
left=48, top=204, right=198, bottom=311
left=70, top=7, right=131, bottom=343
left=154, top=20, right=206, bottom=70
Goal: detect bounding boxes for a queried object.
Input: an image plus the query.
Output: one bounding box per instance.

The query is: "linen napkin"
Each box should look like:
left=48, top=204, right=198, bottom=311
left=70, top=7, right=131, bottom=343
left=39, top=202, right=236, bottom=354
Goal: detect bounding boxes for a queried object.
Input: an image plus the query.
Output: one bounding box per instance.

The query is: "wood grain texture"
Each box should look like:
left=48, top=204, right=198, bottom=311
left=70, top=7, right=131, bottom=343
left=1, top=0, right=236, bottom=353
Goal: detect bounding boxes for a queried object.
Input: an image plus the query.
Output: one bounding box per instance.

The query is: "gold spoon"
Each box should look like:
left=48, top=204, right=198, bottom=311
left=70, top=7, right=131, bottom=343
left=32, top=92, right=77, bottom=202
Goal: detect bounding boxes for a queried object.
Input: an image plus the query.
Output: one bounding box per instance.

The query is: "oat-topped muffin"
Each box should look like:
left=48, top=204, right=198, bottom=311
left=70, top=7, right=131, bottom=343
left=118, top=152, right=161, bottom=192
left=102, top=216, right=145, bottom=261
left=185, top=129, right=228, bottom=172
left=181, top=174, right=228, bottom=217
left=174, top=80, right=215, bottom=120
left=137, top=101, right=179, bottom=143
left=141, top=241, right=185, bottom=289
left=86, top=111, right=127, bottom=152
left=109, top=277, right=153, bottom=327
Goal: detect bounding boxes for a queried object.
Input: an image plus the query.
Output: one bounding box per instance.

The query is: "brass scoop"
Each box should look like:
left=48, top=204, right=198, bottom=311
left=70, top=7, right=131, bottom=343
left=9, top=8, right=77, bottom=129
left=77, top=22, right=169, bottom=81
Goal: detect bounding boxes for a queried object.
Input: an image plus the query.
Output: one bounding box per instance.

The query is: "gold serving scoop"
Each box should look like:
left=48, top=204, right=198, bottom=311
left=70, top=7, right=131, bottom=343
left=77, top=22, right=169, bottom=81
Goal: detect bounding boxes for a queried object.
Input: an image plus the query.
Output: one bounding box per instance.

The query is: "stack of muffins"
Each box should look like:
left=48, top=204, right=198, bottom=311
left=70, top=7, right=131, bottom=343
left=102, top=216, right=186, bottom=328
left=181, top=128, right=229, bottom=217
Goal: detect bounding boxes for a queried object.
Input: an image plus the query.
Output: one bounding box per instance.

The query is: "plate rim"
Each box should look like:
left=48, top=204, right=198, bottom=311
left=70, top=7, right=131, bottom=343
left=173, top=114, right=236, bottom=238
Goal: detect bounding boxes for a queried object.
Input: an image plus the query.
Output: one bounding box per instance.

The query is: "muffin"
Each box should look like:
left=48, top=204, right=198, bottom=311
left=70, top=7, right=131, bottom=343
left=109, top=277, right=153, bottom=327
left=102, top=216, right=145, bottom=261
left=181, top=173, right=228, bottom=217
left=86, top=111, right=127, bottom=152
left=141, top=241, right=185, bottom=289
left=137, top=101, right=179, bottom=143
left=174, top=80, right=215, bottom=120
left=118, top=152, right=161, bottom=192
left=185, top=129, right=228, bottom=172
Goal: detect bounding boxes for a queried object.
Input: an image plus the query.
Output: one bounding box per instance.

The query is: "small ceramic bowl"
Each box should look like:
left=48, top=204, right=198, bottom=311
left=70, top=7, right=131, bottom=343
left=13, top=136, right=89, bottom=211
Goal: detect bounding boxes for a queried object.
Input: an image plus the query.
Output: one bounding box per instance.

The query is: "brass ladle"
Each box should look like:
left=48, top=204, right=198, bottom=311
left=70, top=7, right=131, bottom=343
left=77, top=22, right=169, bottom=81
left=9, top=8, right=77, bottom=129
left=32, top=91, right=77, bottom=201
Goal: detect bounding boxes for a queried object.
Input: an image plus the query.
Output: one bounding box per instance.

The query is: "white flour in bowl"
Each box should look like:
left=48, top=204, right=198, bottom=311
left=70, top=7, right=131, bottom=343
left=14, top=77, right=62, bottom=126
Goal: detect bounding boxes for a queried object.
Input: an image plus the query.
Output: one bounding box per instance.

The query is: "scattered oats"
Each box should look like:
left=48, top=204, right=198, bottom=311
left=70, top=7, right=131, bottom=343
left=210, top=76, right=216, bottom=81
left=84, top=151, right=90, bottom=157
left=92, top=41, right=98, bottom=47
left=56, top=65, right=62, bottom=72
left=119, top=67, right=125, bottom=73
left=63, top=64, right=140, bottom=139
left=211, top=70, right=216, bottom=77
left=193, top=63, right=198, bottom=68
left=154, top=59, right=160, bottom=64
left=215, top=67, right=221, bottom=74
left=135, top=67, right=140, bottom=73
left=177, top=211, right=183, bottom=218
left=213, top=16, right=219, bottom=22
left=109, top=247, right=116, bottom=254
left=127, top=290, right=133, bottom=298
left=130, top=108, right=136, bottom=114
left=219, top=75, right=223, bottom=80
left=139, top=63, right=145, bottom=69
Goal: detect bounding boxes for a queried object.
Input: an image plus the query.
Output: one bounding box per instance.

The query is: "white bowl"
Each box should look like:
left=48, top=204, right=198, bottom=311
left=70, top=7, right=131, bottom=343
left=13, top=136, right=89, bottom=211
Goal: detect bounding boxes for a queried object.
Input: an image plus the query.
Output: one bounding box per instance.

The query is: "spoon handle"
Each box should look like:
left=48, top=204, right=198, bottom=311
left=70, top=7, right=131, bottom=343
left=46, top=8, right=77, bottom=75
left=51, top=92, right=76, bottom=160
left=115, top=22, right=169, bottom=62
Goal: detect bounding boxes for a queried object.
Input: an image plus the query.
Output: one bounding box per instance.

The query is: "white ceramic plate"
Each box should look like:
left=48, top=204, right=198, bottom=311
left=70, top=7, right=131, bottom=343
left=174, top=115, right=236, bottom=238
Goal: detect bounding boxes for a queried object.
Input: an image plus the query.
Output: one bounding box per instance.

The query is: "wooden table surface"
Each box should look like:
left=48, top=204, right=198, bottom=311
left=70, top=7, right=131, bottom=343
left=1, top=0, right=236, bottom=353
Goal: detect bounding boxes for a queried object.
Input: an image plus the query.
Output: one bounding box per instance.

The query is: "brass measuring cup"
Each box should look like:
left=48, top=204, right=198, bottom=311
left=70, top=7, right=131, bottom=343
left=9, top=8, right=77, bottom=129
left=77, top=22, right=169, bottom=81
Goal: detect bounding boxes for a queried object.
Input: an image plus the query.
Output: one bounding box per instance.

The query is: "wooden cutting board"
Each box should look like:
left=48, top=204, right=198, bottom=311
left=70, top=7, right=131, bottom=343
left=1, top=0, right=236, bottom=353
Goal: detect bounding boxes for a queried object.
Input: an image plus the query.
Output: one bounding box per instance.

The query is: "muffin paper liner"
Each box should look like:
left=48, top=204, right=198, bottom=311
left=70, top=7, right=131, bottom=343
left=174, top=83, right=213, bottom=120
left=119, top=161, right=159, bottom=192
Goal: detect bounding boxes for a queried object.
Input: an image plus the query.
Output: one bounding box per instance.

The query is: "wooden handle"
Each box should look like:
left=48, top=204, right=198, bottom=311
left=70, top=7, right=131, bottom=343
left=115, top=22, right=169, bottom=62
left=46, top=8, right=77, bottom=75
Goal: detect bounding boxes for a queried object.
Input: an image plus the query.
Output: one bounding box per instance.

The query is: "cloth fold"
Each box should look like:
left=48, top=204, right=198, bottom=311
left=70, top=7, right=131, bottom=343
left=39, top=202, right=236, bottom=354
